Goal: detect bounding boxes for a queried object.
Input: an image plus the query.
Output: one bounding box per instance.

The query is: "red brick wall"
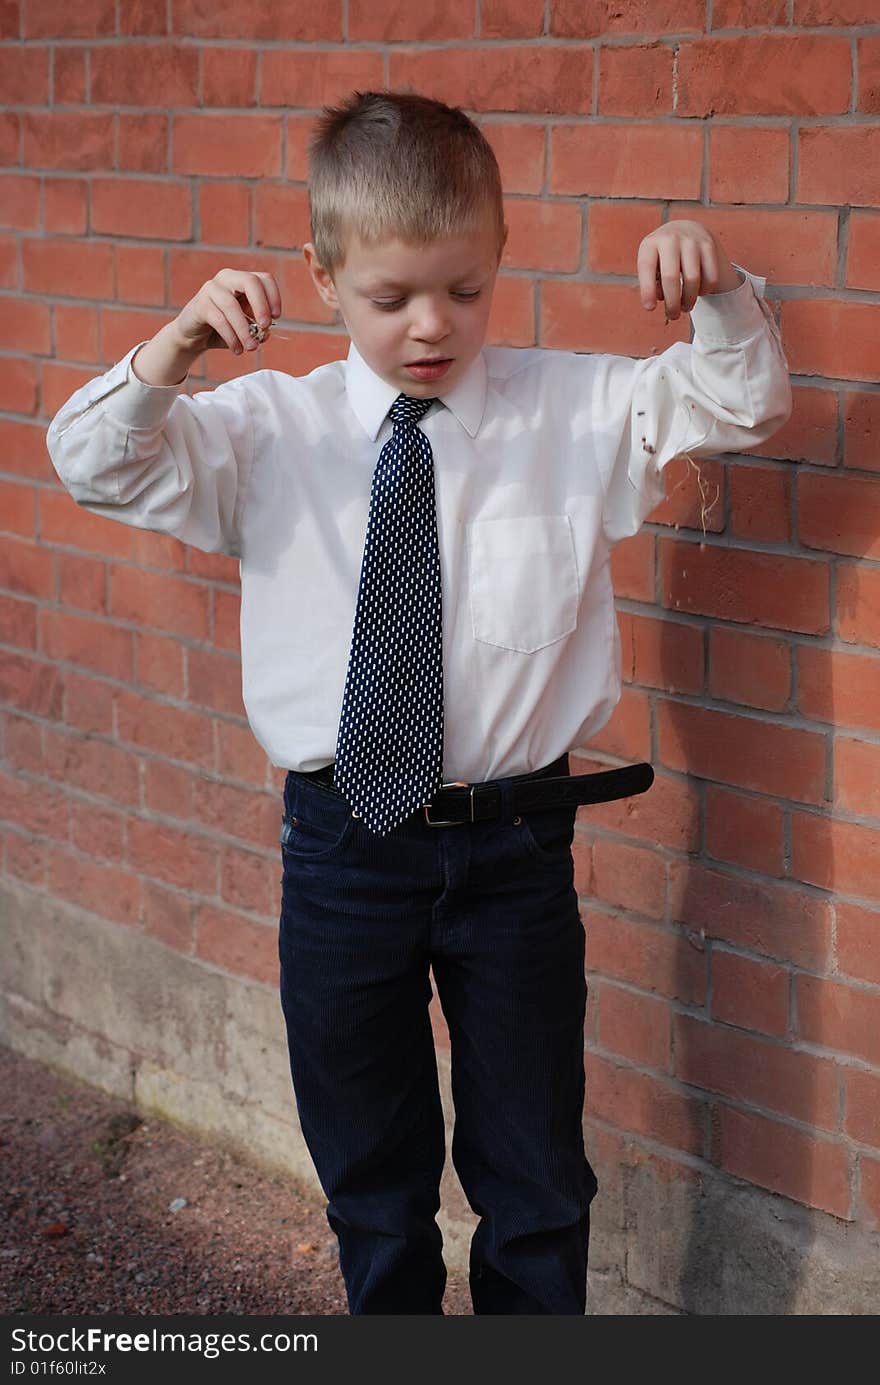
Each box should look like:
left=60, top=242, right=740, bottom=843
left=2, top=1, right=879, bottom=1233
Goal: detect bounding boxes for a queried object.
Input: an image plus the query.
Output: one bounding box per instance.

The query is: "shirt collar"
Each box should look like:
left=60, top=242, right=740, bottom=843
left=344, top=339, right=488, bottom=441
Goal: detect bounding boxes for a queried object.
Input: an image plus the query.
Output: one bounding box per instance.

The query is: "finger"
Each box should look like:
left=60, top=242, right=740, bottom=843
left=637, top=240, right=660, bottom=309
left=215, top=270, right=272, bottom=339
left=252, top=271, right=282, bottom=320
left=212, top=286, right=258, bottom=351
left=658, top=240, right=682, bottom=318
left=202, top=295, right=244, bottom=354
left=679, top=240, right=703, bottom=313
left=242, top=272, right=275, bottom=329
left=699, top=237, right=720, bottom=293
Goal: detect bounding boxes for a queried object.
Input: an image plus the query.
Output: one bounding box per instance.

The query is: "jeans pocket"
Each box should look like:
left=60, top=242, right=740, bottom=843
left=280, top=808, right=354, bottom=863
left=515, top=805, right=577, bottom=868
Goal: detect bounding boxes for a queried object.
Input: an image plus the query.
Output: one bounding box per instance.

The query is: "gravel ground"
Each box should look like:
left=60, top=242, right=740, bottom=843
left=0, top=1045, right=473, bottom=1317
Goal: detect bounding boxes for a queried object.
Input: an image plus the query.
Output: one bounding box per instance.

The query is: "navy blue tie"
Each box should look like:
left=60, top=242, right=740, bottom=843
left=333, top=392, right=445, bottom=834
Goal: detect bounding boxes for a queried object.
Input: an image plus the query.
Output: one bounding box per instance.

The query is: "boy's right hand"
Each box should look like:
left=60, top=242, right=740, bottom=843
left=172, top=269, right=283, bottom=357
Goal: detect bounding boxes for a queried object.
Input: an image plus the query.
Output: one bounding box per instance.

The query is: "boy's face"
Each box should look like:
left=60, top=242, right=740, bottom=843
left=303, top=209, right=506, bottom=399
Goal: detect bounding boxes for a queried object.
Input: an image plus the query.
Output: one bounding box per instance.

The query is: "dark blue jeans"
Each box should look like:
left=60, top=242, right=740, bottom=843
left=277, top=751, right=597, bottom=1315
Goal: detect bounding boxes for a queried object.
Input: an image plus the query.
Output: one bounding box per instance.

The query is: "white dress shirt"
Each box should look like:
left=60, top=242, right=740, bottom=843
left=46, top=266, right=792, bottom=783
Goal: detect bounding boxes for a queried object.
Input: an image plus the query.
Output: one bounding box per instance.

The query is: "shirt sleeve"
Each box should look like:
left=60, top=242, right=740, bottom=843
left=45, top=341, right=256, bottom=558
left=574, top=264, right=793, bottom=546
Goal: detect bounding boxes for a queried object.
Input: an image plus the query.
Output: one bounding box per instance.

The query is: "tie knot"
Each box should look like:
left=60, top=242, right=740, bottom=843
left=389, top=393, right=436, bottom=428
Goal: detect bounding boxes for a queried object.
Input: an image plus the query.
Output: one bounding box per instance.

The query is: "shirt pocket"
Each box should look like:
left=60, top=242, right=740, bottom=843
left=467, top=513, right=580, bottom=654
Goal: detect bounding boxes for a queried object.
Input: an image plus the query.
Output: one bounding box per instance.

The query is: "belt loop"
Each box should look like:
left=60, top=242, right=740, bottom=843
left=496, top=774, right=516, bottom=826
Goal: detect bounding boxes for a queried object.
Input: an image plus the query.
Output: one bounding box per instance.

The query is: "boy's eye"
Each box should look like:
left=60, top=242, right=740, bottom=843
left=371, top=291, right=481, bottom=311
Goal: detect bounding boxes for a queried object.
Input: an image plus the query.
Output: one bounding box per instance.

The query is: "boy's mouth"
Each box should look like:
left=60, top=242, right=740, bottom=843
left=405, top=357, right=453, bottom=380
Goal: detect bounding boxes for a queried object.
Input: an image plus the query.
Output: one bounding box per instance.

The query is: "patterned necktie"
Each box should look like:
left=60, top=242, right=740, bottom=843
left=333, top=392, right=445, bottom=835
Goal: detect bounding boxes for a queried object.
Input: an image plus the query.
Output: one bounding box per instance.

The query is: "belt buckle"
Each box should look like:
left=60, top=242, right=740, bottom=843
left=423, top=780, right=474, bottom=826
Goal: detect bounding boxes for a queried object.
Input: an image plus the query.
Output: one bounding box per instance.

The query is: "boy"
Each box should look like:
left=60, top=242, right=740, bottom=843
left=46, top=90, right=792, bottom=1316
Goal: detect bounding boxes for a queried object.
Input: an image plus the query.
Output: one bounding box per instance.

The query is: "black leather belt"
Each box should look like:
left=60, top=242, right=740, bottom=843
left=298, top=759, right=655, bottom=826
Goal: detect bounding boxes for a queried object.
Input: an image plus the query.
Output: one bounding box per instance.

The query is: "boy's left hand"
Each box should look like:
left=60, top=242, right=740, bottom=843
left=637, top=221, right=744, bottom=320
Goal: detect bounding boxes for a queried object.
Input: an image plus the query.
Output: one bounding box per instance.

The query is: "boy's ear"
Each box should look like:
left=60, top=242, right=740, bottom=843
left=303, top=243, right=340, bottom=309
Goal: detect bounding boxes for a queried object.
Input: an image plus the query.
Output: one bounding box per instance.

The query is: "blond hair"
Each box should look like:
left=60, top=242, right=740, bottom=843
left=307, top=89, right=506, bottom=279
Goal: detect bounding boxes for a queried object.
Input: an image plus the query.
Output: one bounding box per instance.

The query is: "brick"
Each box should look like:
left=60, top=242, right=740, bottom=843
left=587, top=202, right=664, bottom=275
left=47, top=845, right=141, bottom=928
left=659, top=699, right=828, bottom=803
left=713, top=1105, right=850, bottom=1219
left=711, top=950, right=789, bottom=1038
left=91, top=178, right=192, bottom=241
left=0, top=174, right=40, bottom=229
left=591, top=837, right=667, bottom=920
left=117, top=112, right=168, bottom=174
left=617, top=610, right=704, bottom=696
left=262, top=48, right=383, bottom=110
left=201, top=45, right=258, bottom=107
left=708, top=626, right=791, bottom=713
left=110, top=566, right=209, bottom=641
left=142, top=880, right=195, bottom=954
left=0, top=479, right=36, bottom=539
left=833, top=737, right=880, bottom=819
left=22, top=111, right=114, bottom=171
left=0, top=296, right=50, bottom=356
left=40, top=486, right=183, bottom=568
left=708, top=125, right=791, bottom=206
left=791, top=810, right=880, bottom=903
left=801, top=471, right=880, bottom=559
left=0, top=537, right=53, bottom=600
left=705, top=784, right=785, bottom=876
left=143, top=760, right=193, bottom=820
left=71, top=801, right=125, bottom=864
left=797, top=127, right=880, bottom=207
left=844, top=392, right=880, bottom=474
left=220, top=843, right=276, bottom=915
left=597, top=982, right=672, bottom=1070
left=194, top=904, right=278, bottom=987
left=3, top=830, right=48, bottom=888
left=115, top=244, right=166, bottom=307
left=784, top=299, right=879, bottom=385
left=389, top=45, right=594, bottom=115
left=795, top=0, right=880, bottom=23
left=487, top=273, right=535, bottom=347
left=190, top=777, right=278, bottom=851
left=53, top=47, right=87, bottom=104
left=550, top=123, right=703, bottom=199
left=350, top=0, right=476, bottom=38
left=186, top=647, right=246, bottom=718
left=857, top=36, right=880, bottom=114
left=502, top=197, right=582, bottom=272
left=22, top=236, right=114, bottom=299
left=677, top=36, right=851, bottom=117
left=134, top=632, right=185, bottom=698
left=713, top=0, right=788, bottom=22
left=21, top=0, right=115, bottom=38
left=0, top=593, right=37, bottom=651
left=572, top=756, right=700, bottom=853
left=647, top=454, right=725, bottom=537
left=611, top=530, right=655, bottom=602
left=844, top=1068, right=880, bottom=1150
left=675, top=1013, right=839, bottom=1128
left=846, top=212, right=880, bottom=291
left=254, top=182, right=311, bottom=251
left=796, top=973, right=880, bottom=1067
left=797, top=645, right=880, bottom=734
left=172, top=115, right=282, bottom=178
left=61, top=670, right=113, bottom=736
left=216, top=721, right=270, bottom=788
left=584, top=909, right=707, bottom=1005
left=198, top=181, right=249, bottom=246
left=541, top=280, right=690, bottom=355
left=0, top=357, right=38, bottom=414
left=585, top=1051, right=705, bottom=1155
left=174, top=0, right=342, bottom=38
left=90, top=43, right=198, bottom=106
left=660, top=540, right=830, bottom=636
left=3, top=713, right=44, bottom=774
left=550, top=0, right=705, bottom=36
left=128, top=818, right=218, bottom=893
left=586, top=686, right=651, bottom=761
left=482, top=122, right=546, bottom=195
left=40, top=609, right=134, bottom=682
left=0, top=418, right=52, bottom=485
left=0, top=769, right=59, bottom=839
left=57, top=553, right=106, bottom=615
left=114, top=689, right=214, bottom=769
left=44, top=178, right=88, bottom=236
left=598, top=43, right=674, bottom=117
left=42, top=725, right=140, bottom=807
left=54, top=304, right=99, bottom=364
left=836, top=901, right=880, bottom=987
left=668, top=857, right=833, bottom=971
left=727, top=462, right=792, bottom=545
left=668, top=206, right=838, bottom=287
